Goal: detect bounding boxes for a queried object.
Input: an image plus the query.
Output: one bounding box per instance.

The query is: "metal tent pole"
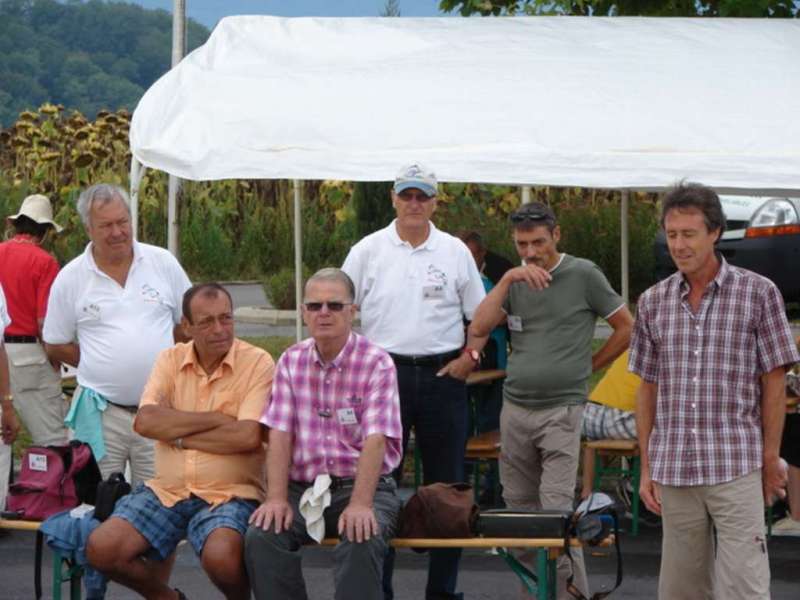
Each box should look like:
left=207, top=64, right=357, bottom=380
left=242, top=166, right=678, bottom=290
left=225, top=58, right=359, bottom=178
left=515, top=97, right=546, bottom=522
left=294, top=180, right=304, bottom=342
left=620, top=190, right=630, bottom=305
left=167, top=0, right=186, bottom=257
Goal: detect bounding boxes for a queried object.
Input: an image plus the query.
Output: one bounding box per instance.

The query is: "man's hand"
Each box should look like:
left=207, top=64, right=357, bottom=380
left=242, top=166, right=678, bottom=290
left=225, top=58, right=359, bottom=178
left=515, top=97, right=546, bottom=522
left=639, top=469, right=662, bottom=515
left=338, top=502, right=378, bottom=543
left=762, top=455, right=788, bottom=505
left=502, top=264, right=552, bottom=290
left=437, top=353, right=476, bottom=380
left=1, top=406, right=20, bottom=445
left=249, top=499, right=293, bottom=534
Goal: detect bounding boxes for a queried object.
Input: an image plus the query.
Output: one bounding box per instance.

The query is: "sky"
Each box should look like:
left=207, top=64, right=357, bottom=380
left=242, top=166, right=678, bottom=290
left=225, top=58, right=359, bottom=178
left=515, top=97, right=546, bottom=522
left=129, top=1, right=450, bottom=29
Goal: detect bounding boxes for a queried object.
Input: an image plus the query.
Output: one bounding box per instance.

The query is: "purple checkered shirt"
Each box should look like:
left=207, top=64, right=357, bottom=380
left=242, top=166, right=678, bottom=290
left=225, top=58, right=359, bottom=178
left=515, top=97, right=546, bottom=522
left=629, top=259, right=800, bottom=487
left=260, top=332, right=402, bottom=483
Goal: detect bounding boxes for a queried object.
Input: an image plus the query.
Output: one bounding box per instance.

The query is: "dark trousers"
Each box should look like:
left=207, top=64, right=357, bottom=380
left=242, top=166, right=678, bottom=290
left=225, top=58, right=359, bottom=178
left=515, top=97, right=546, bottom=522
left=384, top=363, right=468, bottom=600
left=245, top=479, right=402, bottom=600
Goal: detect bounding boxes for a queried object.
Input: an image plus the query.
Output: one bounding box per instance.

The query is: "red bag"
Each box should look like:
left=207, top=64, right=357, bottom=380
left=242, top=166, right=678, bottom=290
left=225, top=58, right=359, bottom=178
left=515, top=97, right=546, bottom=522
left=7, top=441, right=101, bottom=521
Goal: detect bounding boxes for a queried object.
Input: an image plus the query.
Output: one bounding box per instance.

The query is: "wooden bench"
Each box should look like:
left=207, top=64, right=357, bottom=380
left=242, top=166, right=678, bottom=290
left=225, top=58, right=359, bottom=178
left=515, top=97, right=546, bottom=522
left=581, top=439, right=641, bottom=536
left=0, top=518, right=82, bottom=600
left=0, top=516, right=599, bottom=600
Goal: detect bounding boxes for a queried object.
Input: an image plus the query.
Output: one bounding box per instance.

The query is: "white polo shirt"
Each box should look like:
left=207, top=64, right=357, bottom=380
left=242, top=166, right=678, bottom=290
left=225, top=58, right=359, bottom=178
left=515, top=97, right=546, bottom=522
left=342, top=220, right=485, bottom=355
left=0, top=283, right=9, bottom=340
left=43, top=241, right=191, bottom=406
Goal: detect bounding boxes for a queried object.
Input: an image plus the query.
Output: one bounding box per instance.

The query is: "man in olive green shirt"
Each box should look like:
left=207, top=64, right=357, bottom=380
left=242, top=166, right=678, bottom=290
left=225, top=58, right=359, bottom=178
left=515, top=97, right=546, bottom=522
left=470, top=202, right=633, bottom=599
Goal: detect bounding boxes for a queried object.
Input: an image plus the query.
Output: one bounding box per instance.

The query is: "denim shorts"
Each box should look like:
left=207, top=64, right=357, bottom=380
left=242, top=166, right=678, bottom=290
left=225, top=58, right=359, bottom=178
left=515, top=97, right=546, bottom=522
left=113, top=484, right=258, bottom=560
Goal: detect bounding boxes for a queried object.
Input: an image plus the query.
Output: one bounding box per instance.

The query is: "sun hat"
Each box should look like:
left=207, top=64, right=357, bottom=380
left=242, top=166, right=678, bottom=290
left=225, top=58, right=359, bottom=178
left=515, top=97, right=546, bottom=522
left=8, top=194, right=63, bottom=233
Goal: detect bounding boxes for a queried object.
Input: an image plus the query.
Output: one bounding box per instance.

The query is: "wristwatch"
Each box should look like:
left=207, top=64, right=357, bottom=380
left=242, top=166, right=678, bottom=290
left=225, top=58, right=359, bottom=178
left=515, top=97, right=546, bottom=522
left=462, top=347, right=480, bottom=363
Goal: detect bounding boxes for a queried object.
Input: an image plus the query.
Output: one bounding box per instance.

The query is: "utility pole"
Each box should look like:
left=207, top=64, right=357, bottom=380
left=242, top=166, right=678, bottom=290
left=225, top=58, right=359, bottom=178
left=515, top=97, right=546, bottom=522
left=167, top=0, right=186, bottom=257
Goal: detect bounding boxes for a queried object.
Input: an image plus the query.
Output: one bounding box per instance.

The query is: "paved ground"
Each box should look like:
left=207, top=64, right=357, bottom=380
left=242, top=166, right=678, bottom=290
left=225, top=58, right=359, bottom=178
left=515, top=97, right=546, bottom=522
left=2, top=511, right=799, bottom=599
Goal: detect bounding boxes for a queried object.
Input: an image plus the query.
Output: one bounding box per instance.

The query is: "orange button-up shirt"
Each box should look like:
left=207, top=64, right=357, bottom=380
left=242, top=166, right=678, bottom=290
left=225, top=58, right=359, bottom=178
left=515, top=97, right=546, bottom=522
left=138, top=338, right=275, bottom=507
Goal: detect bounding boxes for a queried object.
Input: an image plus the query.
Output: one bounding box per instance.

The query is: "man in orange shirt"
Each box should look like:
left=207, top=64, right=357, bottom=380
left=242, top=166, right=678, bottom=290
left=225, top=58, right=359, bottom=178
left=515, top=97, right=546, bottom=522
left=0, top=194, right=66, bottom=446
left=87, top=283, right=275, bottom=600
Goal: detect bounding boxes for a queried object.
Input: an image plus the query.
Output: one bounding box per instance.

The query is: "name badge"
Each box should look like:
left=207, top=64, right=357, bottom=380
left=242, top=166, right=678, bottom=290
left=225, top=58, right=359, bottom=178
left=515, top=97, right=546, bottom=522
left=29, top=453, right=48, bottom=472
left=337, top=407, right=358, bottom=425
left=507, top=315, right=523, bottom=332
left=422, top=285, right=445, bottom=300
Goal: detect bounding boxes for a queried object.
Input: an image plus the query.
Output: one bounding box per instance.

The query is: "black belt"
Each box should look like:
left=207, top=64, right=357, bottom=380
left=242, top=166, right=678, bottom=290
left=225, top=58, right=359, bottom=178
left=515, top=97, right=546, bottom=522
left=107, top=400, right=138, bottom=414
left=389, top=349, right=460, bottom=367
left=296, top=475, right=394, bottom=492
left=4, top=335, right=38, bottom=344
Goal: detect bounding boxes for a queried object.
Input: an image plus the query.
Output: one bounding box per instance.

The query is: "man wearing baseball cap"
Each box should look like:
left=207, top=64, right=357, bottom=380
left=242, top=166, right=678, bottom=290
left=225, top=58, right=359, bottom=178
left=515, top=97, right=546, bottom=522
left=343, top=163, right=486, bottom=599
left=0, top=194, right=68, bottom=448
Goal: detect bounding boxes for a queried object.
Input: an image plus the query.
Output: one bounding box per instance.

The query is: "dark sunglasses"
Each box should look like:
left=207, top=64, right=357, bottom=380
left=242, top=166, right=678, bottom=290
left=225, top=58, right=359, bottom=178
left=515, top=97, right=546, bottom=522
left=510, top=211, right=552, bottom=224
left=303, top=301, right=352, bottom=312
left=397, top=190, right=433, bottom=202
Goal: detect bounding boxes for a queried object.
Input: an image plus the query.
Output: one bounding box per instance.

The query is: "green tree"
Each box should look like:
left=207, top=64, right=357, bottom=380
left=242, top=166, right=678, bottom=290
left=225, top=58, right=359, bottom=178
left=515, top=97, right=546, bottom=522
left=351, top=182, right=395, bottom=238
left=439, top=0, right=798, bottom=16
left=0, top=0, right=210, bottom=127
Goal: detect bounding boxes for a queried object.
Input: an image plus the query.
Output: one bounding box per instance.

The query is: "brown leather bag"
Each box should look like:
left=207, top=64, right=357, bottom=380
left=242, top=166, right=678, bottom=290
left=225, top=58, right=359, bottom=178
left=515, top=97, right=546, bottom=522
left=398, top=482, right=479, bottom=541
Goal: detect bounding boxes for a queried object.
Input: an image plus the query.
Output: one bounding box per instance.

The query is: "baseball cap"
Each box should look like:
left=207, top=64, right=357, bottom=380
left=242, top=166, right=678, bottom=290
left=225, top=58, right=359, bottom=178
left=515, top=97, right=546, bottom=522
left=393, top=163, right=438, bottom=197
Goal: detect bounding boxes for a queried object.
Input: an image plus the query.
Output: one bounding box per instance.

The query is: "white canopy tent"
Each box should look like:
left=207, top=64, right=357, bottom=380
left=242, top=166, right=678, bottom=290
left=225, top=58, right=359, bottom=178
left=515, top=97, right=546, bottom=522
left=129, top=15, right=800, bottom=337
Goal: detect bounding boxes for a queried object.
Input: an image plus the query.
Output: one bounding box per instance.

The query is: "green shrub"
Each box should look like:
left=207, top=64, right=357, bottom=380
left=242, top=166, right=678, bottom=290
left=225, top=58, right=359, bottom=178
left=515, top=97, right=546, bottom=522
left=263, top=265, right=313, bottom=310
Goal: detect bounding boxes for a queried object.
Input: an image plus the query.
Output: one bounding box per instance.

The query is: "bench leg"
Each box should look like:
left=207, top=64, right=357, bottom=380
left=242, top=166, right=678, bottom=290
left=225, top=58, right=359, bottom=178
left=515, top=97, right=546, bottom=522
left=52, top=549, right=62, bottom=600
left=536, top=548, right=558, bottom=600
left=496, top=548, right=557, bottom=599
left=631, top=456, right=641, bottom=537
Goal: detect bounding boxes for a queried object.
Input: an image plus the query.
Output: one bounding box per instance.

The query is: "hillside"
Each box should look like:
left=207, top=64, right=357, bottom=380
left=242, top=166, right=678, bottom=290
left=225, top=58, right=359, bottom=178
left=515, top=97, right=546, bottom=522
left=0, top=0, right=209, bottom=127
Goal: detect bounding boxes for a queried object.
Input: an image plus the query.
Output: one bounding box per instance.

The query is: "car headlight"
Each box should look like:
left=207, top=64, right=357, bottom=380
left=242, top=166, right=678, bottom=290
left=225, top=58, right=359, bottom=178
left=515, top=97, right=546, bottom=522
left=745, top=199, right=800, bottom=238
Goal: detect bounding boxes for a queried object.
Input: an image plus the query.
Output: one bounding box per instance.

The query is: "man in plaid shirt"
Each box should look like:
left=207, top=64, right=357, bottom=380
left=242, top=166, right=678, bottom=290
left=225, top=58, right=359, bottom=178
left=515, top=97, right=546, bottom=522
left=630, top=183, right=800, bottom=599
left=245, top=268, right=403, bottom=600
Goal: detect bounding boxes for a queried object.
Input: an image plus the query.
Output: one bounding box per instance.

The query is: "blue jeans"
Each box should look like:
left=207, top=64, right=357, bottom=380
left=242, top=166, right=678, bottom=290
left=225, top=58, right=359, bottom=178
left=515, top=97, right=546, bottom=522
left=384, top=363, right=468, bottom=600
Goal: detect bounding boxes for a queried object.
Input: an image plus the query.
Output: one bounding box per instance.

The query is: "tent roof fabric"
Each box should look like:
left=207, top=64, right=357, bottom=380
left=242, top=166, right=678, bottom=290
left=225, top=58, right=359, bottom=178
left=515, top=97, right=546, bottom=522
left=130, top=16, right=800, bottom=192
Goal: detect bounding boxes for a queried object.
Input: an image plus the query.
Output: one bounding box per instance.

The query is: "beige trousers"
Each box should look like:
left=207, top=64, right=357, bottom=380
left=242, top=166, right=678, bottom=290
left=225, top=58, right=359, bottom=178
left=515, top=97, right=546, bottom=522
left=659, top=469, right=770, bottom=600
left=97, top=401, right=154, bottom=488
left=7, top=342, right=68, bottom=446
left=500, top=401, right=589, bottom=600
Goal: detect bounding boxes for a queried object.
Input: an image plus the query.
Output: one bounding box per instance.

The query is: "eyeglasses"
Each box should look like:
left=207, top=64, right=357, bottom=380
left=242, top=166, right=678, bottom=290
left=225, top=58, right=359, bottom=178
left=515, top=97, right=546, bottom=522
left=303, top=302, right=352, bottom=312
left=194, top=314, right=234, bottom=330
left=397, top=191, right=433, bottom=203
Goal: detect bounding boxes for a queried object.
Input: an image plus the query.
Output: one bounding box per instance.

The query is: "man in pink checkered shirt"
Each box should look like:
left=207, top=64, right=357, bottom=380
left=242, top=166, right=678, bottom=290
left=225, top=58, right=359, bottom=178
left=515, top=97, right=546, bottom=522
left=630, top=183, right=800, bottom=600
left=244, top=268, right=403, bottom=600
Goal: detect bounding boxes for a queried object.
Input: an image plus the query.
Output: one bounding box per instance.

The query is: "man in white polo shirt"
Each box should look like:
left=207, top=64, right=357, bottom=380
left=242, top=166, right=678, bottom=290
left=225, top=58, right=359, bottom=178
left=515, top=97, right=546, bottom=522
left=43, top=184, right=191, bottom=485
left=342, top=163, right=485, bottom=600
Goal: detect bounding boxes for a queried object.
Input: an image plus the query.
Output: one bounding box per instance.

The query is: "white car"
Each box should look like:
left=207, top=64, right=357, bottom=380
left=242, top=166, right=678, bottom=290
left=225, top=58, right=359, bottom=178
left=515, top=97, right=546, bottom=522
left=655, top=195, right=800, bottom=302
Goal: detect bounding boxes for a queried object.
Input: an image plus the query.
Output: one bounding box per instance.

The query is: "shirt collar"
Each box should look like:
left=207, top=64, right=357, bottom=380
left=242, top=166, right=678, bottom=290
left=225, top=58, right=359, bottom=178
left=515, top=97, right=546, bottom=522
left=387, top=219, right=439, bottom=250
left=312, top=332, right=357, bottom=369
left=180, top=339, right=238, bottom=375
left=84, top=239, right=143, bottom=274
left=677, top=254, right=730, bottom=295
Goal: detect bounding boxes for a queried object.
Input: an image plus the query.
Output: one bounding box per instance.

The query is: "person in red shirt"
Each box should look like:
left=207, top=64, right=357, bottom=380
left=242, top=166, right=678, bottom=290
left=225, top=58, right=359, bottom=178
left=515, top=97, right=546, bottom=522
left=0, top=194, right=67, bottom=447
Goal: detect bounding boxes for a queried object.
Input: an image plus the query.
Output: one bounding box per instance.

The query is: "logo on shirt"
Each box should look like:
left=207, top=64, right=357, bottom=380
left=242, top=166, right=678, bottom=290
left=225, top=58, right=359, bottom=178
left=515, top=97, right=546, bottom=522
left=426, top=264, right=447, bottom=286
left=82, top=303, right=101, bottom=320
left=140, top=283, right=164, bottom=304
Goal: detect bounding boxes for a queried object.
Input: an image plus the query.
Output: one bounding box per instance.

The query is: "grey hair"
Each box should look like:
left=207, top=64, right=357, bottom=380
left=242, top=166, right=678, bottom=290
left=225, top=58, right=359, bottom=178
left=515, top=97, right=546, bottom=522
left=76, top=184, right=131, bottom=227
left=304, top=268, right=356, bottom=303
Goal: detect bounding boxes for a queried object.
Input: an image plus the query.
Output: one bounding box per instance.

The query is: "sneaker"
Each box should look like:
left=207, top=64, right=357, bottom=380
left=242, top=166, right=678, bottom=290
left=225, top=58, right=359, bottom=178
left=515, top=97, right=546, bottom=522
left=770, top=516, right=800, bottom=537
